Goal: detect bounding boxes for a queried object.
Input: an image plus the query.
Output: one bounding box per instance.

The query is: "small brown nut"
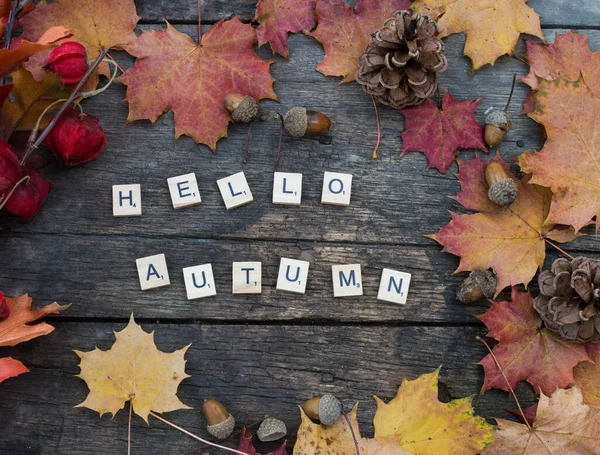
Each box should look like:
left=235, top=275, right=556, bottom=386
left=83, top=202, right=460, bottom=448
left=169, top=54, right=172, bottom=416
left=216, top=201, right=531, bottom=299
left=485, top=161, right=518, bottom=207
left=484, top=108, right=511, bottom=147
left=225, top=93, right=258, bottom=124
left=456, top=270, right=497, bottom=303
left=257, top=417, right=287, bottom=442
left=202, top=398, right=235, bottom=439
left=283, top=107, right=331, bottom=138
left=302, top=393, right=342, bottom=425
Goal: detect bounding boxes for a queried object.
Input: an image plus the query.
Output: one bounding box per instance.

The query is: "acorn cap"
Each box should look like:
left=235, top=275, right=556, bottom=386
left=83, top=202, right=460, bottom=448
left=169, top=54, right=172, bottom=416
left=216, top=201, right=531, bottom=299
left=488, top=178, right=518, bottom=207
left=207, top=414, right=235, bottom=440
left=225, top=94, right=258, bottom=124
left=318, top=393, right=342, bottom=426
left=283, top=107, right=308, bottom=138
left=257, top=417, right=287, bottom=442
left=485, top=108, right=511, bottom=132
left=456, top=270, right=496, bottom=303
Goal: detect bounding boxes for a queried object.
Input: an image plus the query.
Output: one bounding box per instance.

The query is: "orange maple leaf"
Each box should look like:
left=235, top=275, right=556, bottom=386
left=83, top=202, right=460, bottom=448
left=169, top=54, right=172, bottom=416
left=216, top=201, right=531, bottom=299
left=519, top=78, right=600, bottom=232
left=0, top=357, right=28, bottom=384
left=254, top=0, right=316, bottom=58
left=120, top=19, right=277, bottom=151
left=413, top=0, right=544, bottom=70
left=478, top=288, right=591, bottom=396
left=0, top=293, right=69, bottom=347
left=429, top=155, right=577, bottom=294
left=307, top=0, right=411, bottom=83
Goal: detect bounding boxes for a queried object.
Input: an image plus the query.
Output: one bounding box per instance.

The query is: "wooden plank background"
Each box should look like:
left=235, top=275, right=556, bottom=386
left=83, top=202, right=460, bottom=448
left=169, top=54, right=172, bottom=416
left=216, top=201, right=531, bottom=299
left=1, top=0, right=599, bottom=453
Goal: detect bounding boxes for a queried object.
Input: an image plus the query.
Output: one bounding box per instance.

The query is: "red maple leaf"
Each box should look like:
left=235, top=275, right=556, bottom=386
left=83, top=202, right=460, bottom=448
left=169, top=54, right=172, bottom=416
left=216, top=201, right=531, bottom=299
left=254, top=0, right=316, bottom=58
left=478, top=288, right=591, bottom=396
left=120, top=18, right=277, bottom=151
left=398, top=92, right=487, bottom=173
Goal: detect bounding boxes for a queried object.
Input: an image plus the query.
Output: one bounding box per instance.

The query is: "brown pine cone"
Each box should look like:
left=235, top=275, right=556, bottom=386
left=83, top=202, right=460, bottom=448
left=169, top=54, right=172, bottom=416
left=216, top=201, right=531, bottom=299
left=356, top=10, right=448, bottom=109
left=533, top=257, right=600, bottom=343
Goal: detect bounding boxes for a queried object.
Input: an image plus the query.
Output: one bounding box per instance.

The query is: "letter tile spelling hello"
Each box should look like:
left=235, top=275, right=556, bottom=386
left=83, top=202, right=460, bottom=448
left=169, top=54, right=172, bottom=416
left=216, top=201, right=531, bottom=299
left=136, top=253, right=170, bottom=290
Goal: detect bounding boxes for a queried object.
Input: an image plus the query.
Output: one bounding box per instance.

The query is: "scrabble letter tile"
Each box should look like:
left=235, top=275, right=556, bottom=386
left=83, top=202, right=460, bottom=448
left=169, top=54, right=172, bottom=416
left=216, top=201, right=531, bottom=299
left=183, top=264, right=216, bottom=300
left=217, top=172, right=253, bottom=210
left=136, top=253, right=170, bottom=290
left=232, top=261, right=261, bottom=294
left=273, top=172, right=302, bottom=205
left=276, top=258, right=310, bottom=294
left=332, top=264, right=363, bottom=297
left=378, top=268, right=411, bottom=304
left=113, top=184, right=142, bottom=217
left=168, top=173, right=201, bottom=209
left=321, top=172, right=352, bottom=206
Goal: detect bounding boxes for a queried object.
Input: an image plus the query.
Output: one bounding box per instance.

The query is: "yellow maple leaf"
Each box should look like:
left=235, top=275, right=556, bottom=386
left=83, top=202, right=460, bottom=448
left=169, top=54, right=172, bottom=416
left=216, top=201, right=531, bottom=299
left=374, top=369, right=495, bottom=455
left=413, top=0, right=544, bottom=70
left=294, top=404, right=412, bottom=455
left=75, top=315, right=191, bottom=423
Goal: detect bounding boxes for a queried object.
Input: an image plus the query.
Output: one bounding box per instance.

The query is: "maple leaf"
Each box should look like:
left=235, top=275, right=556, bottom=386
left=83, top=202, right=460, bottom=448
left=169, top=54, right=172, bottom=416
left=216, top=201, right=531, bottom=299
left=399, top=92, right=486, bottom=173
left=478, top=288, right=591, bottom=396
left=239, top=426, right=287, bottom=455
left=75, top=314, right=191, bottom=423
left=0, top=293, right=68, bottom=347
left=574, top=343, right=600, bottom=407
left=429, top=155, right=577, bottom=294
left=413, top=0, right=544, bottom=70
left=519, top=78, right=600, bottom=232
left=0, top=68, right=70, bottom=138
left=0, top=25, right=70, bottom=78
left=482, top=387, right=600, bottom=455
left=294, top=404, right=413, bottom=455
left=0, top=357, right=28, bottom=384
left=120, top=19, right=277, bottom=151
left=374, top=368, right=495, bottom=455
left=307, top=0, right=411, bottom=83
left=254, top=0, right=316, bottom=58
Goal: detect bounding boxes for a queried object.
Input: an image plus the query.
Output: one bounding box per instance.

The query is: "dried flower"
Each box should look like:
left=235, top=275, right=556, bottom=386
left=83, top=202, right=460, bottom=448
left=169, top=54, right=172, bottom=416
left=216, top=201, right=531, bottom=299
left=0, top=292, right=9, bottom=320
left=2, top=164, right=52, bottom=220
left=45, top=107, right=107, bottom=167
left=44, top=41, right=88, bottom=85
left=0, top=138, right=23, bottom=196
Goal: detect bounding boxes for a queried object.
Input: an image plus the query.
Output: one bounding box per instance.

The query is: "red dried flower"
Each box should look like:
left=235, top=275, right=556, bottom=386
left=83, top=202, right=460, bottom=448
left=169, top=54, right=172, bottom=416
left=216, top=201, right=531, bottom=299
left=45, top=107, right=107, bottom=167
left=0, top=137, right=23, bottom=196
left=2, top=163, right=52, bottom=220
left=44, top=41, right=88, bottom=85
left=0, top=291, right=9, bottom=320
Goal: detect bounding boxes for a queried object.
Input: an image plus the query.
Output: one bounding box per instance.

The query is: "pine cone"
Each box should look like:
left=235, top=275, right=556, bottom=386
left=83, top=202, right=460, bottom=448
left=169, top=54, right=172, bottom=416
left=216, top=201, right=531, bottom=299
left=356, top=10, right=447, bottom=109
left=533, top=257, right=600, bottom=343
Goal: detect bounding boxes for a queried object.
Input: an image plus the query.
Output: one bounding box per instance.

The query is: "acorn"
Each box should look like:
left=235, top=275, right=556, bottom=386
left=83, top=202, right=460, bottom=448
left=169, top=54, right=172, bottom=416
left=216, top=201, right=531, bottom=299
left=456, top=270, right=496, bottom=303
left=301, top=393, right=342, bottom=425
left=225, top=93, right=258, bottom=124
left=283, top=107, right=331, bottom=138
left=484, top=108, right=511, bottom=147
left=485, top=161, right=518, bottom=207
left=202, top=398, right=235, bottom=440
left=257, top=417, right=287, bottom=442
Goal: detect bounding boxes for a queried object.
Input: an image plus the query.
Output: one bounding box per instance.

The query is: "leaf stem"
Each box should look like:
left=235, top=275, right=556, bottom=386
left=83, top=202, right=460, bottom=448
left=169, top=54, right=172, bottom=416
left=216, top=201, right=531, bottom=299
left=149, top=412, right=250, bottom=455
left=128, top=401, right=132, bottom=455
left=504, top=74, right=517, bottom=112
left=371, top=96, right=381, bottom=160
left=0, top=175, right=30, bottom=210
left=275, top=112, right=284, bottom=171
left=20, top=48, right=109, bottom=165
left=243, top=120, right=253, bottom=164
left=544, top=238, right=575, bottom=260
left=475, top=336, right=532, bottom=429
left=341, top=410, right=361, bottom=455
left=79, top=57, right=120, bottom=98
left=197, top=0, right=202, bottom=43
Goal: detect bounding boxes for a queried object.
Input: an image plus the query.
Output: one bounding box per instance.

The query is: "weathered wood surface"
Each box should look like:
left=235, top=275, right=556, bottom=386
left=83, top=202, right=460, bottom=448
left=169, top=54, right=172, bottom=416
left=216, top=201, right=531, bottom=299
left=0, top=322, right=536, bottom=455
left=0, top=1, right=598, bottom=454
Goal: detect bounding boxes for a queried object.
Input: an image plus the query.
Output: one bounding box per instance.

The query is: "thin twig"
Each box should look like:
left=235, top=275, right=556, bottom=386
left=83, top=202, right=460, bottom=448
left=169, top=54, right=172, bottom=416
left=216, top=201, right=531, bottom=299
left=5, top=87, right=53, bottom=141
left=476, top=336, right=532, bottom=430
left=107, top=53, right=125, bottom=73
left=128, top=401, right=132, bottom=455
left=0, top=175, right=29, bottom=210
left=275, top=113, right=284, bottom=171
left=20, top=48, right=109, bottom=165
left=371, top=96, right=381, bottom=160
left=243, top=120, right=253, bottom=164
left=177, top=422, right=260, bottom=455
left=341, top=410, right=361, bottom=455
left=150, top=412, right=250, bottom=455
left=197, top=0, right=202, bottom=42
left=504, top=74, right=517, bottom=112
left=544, top=238, right=575, bottom=260
left=3, top=0, right=20, bottom=49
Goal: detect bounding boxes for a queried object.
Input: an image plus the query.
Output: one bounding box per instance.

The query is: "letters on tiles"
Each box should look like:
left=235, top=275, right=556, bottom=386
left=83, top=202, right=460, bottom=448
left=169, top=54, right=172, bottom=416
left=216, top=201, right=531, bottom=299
left=232, top=261, right=262, bottom=294
left=168, top=173, right=202, bottom=209
left=272, top=172, right=302, bottom=205
left=113, top=184, right=142, bottom=217
left=276, top=258, right=310, bottom=294
left=332, top=264, right=363, bottom=297
left=183, top=264, right=216, bottom=300
left=217, top=171, right=254, bottom=210
left=377, top=269, right=411, bottom=305
left=321, top=171, right=353, bottom=206
left=136, top=253, right=170, bottom=290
